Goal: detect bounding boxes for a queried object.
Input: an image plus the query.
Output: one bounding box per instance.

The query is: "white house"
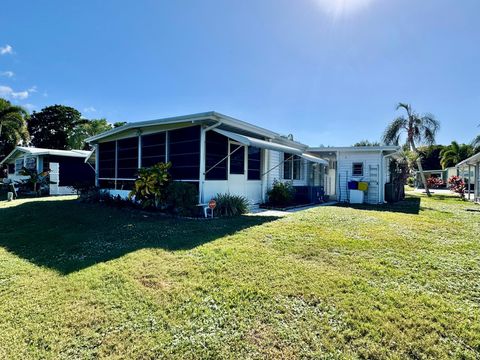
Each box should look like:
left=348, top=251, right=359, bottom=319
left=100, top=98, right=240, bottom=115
left=308, top=146, right=401, bottom=204
left=85, top=112, right=329, bottom=205
left=1, top=147, right=95, bottom=195
left=456, top=152, right=480, bottom=202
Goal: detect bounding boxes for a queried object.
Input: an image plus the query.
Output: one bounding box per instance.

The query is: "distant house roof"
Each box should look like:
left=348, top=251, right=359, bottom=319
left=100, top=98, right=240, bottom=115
left=309, top=146, right=400, bottom=153
left=456, top=152, right=480, bottom=167
left=0, top=146, right=91, bottom=165
left=85, top=111, right=308, bottom=151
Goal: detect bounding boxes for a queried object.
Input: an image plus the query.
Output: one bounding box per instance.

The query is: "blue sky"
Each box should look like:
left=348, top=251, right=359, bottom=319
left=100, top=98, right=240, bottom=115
left=1, top=0, right=479, bottom=146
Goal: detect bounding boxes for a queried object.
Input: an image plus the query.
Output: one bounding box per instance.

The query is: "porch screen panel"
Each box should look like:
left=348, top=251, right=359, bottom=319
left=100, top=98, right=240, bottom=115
left=248, top=147, right=261, bottom=180
left=168, top=126, right=200, bottom=180
left=117, top=137, right=139, bottom=178
left=205, top=130, right=228, bottom=180
left=141, top=132, right=166, bottom=168
left=98, top=141, right=116, bottom=178
left=230, top=144, right=245, bottom=174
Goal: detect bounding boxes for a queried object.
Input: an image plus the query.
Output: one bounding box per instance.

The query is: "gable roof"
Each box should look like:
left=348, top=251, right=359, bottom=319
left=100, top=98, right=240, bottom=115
left=85, top=111, right=308, bottom=150
left=0, top=146, right=91, bottom=165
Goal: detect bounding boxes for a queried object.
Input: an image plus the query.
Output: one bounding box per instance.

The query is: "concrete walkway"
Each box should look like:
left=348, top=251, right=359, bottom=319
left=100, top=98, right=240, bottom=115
left=249, top=201, right=338, bottom=217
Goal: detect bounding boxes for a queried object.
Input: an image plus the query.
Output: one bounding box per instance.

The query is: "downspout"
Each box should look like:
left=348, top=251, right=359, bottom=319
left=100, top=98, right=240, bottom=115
left=199, top=120, right=223, bottom=203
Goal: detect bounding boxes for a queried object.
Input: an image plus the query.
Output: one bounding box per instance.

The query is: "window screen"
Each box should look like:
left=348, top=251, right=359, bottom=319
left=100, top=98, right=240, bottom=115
left=248, top=147, right=261, bottom=180
left=98, top=141, right=116, bottom=178
left=141, top=132, right=166, bottom=168
left=229, top=143, right=245, bottom=174
left=352, top=163, right=364, bottom=177
left=168, top=126, right=200, bottom=180
left=117, top=137, right=138, bottom=178
left=205, top=130, right=228, bottom=180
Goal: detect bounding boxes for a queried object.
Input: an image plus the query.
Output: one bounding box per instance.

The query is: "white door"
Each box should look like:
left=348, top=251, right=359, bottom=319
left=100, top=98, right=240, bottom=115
left=228, top=142, right=247, bottom=196
left=49, top=162, right=60, bottom=195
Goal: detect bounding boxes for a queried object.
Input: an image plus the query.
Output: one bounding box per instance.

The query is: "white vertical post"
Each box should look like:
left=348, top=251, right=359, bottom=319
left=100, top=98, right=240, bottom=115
left=468, top=165, right=471, bottom=200
left=199, top=127, right=206, bottom=204
left=138, top=135, right=142, bottom=169
left=95, top=143, right=99, bottom=187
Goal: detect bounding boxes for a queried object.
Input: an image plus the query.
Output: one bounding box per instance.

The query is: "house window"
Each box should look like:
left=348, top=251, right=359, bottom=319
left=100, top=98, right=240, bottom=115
left=117, top=137, right=139, bottom=178
left=141, top=132, right=166, bottom=168
left=283, top=153, right=302, bottom=180
left=15, top=158, right=24, bottom=174
left=352, top=162, right=364, bottom=177
left=229, top=143, right=245, bottom=174
left=168, top=126, right=200, bottom=180
left=205, top=130, right=228, bottom=180
left=25, top=157, right=36, bottom=170
left=248, top=147, right=261, bottom=180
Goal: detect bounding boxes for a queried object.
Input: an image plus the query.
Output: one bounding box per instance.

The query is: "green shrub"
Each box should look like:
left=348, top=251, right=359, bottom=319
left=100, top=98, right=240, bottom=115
left=166, top=182, right=198, bottom=216
left=406, top=176, right=415, bottom=187
left=267, top=180, right=295, bottom=206
left=214, top=193, right=249, bottom=217
left=128, top=162, right=171, bottom=209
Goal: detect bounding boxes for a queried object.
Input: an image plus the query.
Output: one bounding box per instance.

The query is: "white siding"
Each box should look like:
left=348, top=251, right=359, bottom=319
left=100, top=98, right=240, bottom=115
left=336, top=151, right=383, bottom=204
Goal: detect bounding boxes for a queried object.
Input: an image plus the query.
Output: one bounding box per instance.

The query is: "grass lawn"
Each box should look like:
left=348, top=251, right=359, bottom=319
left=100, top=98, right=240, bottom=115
left=0, top=193, right=479, bottom=359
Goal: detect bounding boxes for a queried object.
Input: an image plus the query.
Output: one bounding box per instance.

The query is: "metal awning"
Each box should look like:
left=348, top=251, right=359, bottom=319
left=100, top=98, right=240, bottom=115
left=212, top=128, right=303, bottom=155
left=213, top=128, right=328, bottom=165
left=300, top=152, right=328, bottom=165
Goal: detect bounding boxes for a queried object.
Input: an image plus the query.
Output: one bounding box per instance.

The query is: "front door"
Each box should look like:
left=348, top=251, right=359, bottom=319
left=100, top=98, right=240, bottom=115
left=228, top=142, right=246, bottom=196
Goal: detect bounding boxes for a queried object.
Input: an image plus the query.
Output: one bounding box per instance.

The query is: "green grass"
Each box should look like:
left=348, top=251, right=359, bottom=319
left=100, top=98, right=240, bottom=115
left=0, top=193, right=479, bottom=359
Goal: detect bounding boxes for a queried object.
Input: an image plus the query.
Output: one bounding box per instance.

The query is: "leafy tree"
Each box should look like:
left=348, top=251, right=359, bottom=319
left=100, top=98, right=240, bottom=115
left=68, top=118, right=113, bottom=149
left=439, top=141, right=474, bottom=169
left=382, top=103, right=440, bottom=196
left=28, top=105, right=85, bottom=150
left=113, top=121, right=127, bottom=128
left=353, top=140, right=381, bottom=146
left=0, top=98, right=29, bottom=157
left=417, top=145, right=444, bottom=170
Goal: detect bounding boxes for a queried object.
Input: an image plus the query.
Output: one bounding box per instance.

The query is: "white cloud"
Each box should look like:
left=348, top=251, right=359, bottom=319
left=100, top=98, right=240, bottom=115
left=0, top=85, right=30, bottom=100
left=22, top=103, right=37, bottom=111
left=0, top=71, right=14, bottom=78
left=0, top=44, right=13, bottom=55
left=83, top=106, right=97, bottom=113
left=313, top=0, right=375, bottom=18
left=28, top=85, right=38, bottom=93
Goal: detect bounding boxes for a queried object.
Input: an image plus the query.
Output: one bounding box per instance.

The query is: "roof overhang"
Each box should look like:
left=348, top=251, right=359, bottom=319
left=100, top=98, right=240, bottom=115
left=85, top=111, right=290, bottom=144
left=456, top=152, right=480, bottom=167
left=0, top=147, right=90, bottom=165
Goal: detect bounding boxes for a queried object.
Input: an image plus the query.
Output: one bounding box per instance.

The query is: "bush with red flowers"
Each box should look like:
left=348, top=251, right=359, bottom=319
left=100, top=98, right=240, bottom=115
left=448, top=175, right=466, bottom=200
left=426, top=176, right=445, bottom=189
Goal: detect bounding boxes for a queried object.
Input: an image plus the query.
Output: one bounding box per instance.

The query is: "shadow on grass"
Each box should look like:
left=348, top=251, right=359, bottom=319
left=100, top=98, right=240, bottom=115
left=338, top=196, right=421, bottom=215
left=0, top=198, right=280, bottom=275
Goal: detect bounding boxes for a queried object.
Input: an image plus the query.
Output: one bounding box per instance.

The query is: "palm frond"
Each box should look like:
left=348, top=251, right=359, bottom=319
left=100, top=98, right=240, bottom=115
left=382, top=116, right=407, bottom=145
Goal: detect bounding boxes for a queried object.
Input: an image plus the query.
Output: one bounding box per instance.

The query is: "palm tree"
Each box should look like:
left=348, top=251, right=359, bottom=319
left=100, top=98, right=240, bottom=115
left=0, top=98, right=29, bottom=155
left=382, top=103, right=440, bottom=197
left=440, top=141, right=473, bottom=169
left=472, top=124, right=480, bottom=150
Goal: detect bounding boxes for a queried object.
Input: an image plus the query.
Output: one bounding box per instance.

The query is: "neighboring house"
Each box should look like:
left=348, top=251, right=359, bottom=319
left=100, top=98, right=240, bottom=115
left=413, top=167, right=459, bottom=188
left=456, top=152, right=480, bottom=202
left=86, top=112, right=328, bottom=205
left=308, top=146, right=401, bottom=204
left=0, top=147, right=95, bottom=195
